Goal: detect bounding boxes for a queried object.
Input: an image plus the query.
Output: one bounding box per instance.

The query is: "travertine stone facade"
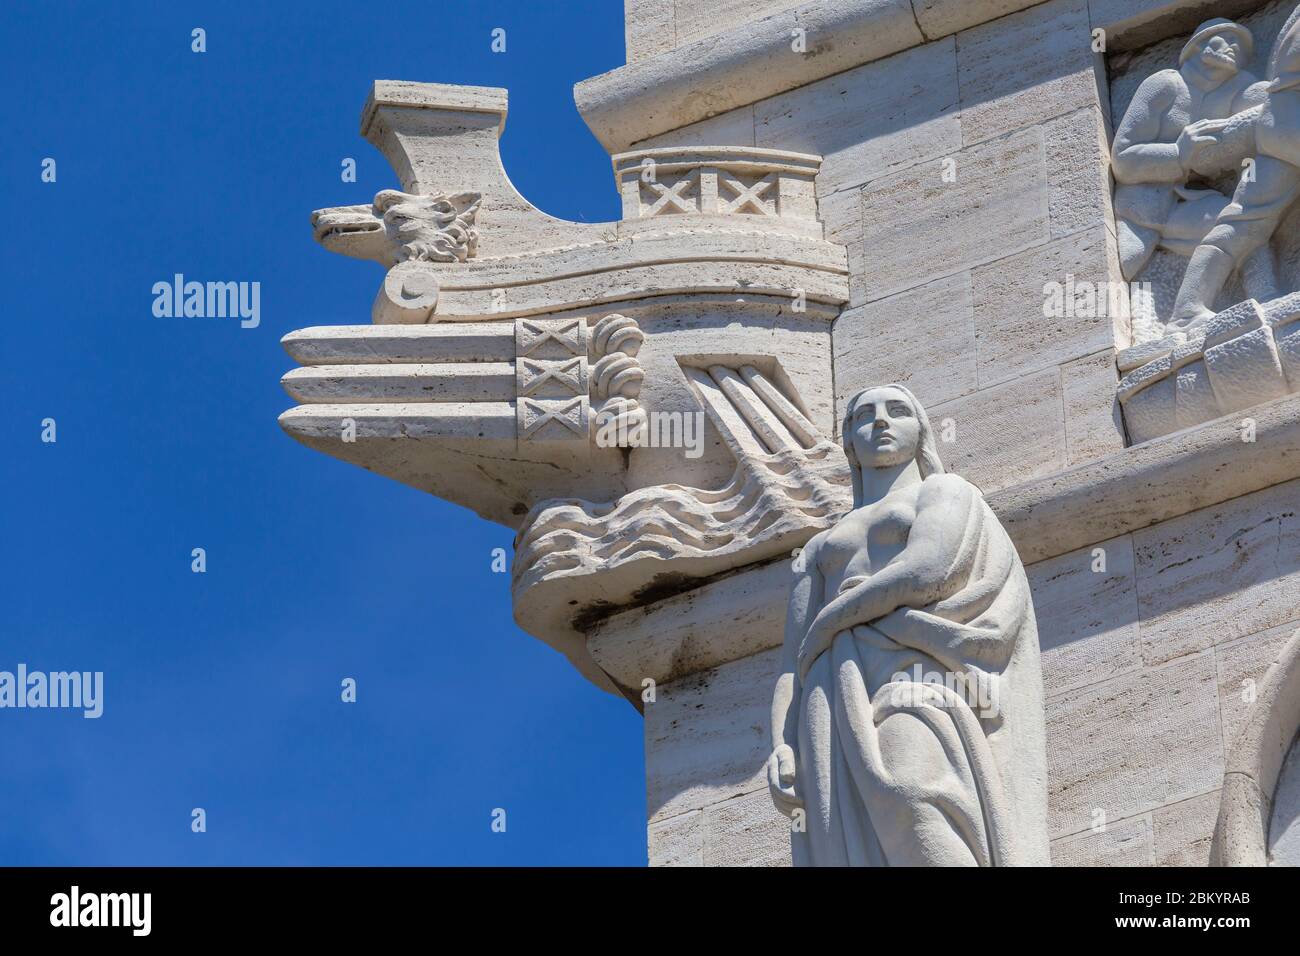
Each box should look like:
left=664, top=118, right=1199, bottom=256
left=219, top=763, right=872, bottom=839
left=638, top=476, right=1300, bottom=866
left=629, top=0, right=1127, bottom=496
left=598, top=0, right=1300, bottom=866
left=284, top=0, right=1300, bottom=866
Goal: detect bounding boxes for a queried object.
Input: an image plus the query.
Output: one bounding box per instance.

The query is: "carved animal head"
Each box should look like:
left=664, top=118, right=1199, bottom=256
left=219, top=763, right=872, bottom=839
left=311, top=190, right=481, bottom=266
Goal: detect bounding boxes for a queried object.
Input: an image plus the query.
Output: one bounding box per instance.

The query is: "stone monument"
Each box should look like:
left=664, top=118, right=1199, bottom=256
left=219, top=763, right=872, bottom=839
left=282, top=0, right=1300, bottom=866
left=769, top=384, right=1048, bottom=866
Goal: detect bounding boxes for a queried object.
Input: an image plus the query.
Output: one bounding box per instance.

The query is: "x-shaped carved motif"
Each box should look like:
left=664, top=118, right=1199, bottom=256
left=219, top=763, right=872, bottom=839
left=643, top=175, right=695, bottom=216
left=517, top=319, right=583, bottom=356
left=720, top=173, right=775, bottom=215
left=520, top=396, right=587, bottom=438
left=519, top=357, right=584, bottom=396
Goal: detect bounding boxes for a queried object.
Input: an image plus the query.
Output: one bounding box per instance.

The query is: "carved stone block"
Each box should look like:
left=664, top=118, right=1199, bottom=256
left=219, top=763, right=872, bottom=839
left=1203, top=326, right=1288, bottom=415
left=517, top=396, right=590, bottom=443
left=515, top=317, right=587, bottom=360
left=516, top=357, right=588, bottom=400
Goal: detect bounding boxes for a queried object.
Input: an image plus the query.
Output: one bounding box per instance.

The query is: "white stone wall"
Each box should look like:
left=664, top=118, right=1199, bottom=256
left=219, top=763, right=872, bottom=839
left=635, top=0, right=1126, bottom=494
left=626, top=0, right=797, bottom=62
left=608, top=0, right=1300, bottom=866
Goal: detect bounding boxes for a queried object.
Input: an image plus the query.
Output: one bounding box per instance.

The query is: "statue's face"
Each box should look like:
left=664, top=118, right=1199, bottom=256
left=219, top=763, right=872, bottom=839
left=847, top=387, right=921, bottom=471
left=1199, top=33, right=1243, bottom=75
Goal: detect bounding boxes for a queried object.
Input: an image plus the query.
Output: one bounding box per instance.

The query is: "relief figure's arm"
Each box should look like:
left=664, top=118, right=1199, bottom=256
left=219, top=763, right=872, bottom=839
left=1111, top=73, right=1185, bottom=184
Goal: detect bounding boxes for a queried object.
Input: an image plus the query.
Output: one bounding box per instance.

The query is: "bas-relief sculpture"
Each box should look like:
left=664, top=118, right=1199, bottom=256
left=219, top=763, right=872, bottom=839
left=280, top=80, right=852, bottom=695
left=1112, top=18, right=1263, bottom=286
left=1114, top=8, right=1300, bottom=442
left=768, top=386, right=1048, bottom=866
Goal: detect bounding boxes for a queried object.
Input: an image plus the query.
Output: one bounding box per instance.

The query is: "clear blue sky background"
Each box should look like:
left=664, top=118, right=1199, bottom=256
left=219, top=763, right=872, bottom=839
left=1, top=0, right=647, bottom=865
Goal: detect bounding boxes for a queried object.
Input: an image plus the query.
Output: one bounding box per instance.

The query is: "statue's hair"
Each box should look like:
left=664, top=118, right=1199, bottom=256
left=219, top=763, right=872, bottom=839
left=841, top=383, right=945, bottom=507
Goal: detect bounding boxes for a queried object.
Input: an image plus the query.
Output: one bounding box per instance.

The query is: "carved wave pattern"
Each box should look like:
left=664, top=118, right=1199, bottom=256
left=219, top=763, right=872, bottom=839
left=512, top=439, right=849, bottom=595
left=513, top=359, right=851, bottom=610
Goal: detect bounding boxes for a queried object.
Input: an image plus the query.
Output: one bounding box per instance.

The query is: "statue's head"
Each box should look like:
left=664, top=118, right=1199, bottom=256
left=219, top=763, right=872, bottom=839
left=841, top=384, right=944, bottom=505
left=1181, top=19, right=1253, bottom=79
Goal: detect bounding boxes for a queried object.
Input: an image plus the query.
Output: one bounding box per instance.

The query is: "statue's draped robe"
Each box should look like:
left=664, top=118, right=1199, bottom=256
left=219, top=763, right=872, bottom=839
left=794, top=475, right=1048, bottom=866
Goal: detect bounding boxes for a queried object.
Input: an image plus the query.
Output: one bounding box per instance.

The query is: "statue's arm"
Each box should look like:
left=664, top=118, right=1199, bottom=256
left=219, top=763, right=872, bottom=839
left=768, top=536, right=823, bottom=814
left=1111, top=73, right=1184, bottom=184
left=772, top=539, right=822, bottom=752
left=797, top=477, right=972, bottom=676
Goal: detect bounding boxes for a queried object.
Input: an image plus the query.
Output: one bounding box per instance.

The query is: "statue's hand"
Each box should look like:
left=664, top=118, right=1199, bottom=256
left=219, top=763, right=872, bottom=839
left=768, top=744, right=802, bottom=817
left=1177, top=118, right=1227, bottom=170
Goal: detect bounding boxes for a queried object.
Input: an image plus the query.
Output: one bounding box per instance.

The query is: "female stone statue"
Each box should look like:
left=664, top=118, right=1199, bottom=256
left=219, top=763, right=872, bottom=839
left=768, top=385, right=1048, bottom=866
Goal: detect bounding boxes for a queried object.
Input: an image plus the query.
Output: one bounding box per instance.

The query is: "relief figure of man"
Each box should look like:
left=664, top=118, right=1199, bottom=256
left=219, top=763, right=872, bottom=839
left=1111, top=18, right=1262, bottom=283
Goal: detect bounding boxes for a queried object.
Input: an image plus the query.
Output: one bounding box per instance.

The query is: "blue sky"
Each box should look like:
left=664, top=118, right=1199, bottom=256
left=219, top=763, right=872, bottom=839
left=0, top=0, right=647, bottom=865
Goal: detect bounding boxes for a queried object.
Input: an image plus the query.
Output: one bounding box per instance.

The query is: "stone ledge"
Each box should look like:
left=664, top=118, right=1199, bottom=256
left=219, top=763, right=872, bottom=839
left=361, top=81, right=507, bottom=137
left=994, top=389, right=1300, bottom=565
left=576, top=0, right=926, bottom=152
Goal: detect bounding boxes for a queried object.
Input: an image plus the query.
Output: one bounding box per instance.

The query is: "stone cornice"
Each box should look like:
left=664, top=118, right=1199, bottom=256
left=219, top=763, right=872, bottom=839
left=575, top=0, right=1267, bottom=153
left=994, top=390, right=1300, bottom=565
left=575, top=0, right=928, bottom=152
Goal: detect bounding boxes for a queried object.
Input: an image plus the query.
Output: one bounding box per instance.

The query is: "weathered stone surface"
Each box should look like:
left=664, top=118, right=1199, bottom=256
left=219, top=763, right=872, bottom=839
left=703, top=789, right=792, bottom=866
left=636, top=105, right=755, bottom=149
left=588, top=560, right=789, bottom=689
left=989, top=392, right=1300, bottom=567
left=928, top=368, right=1065, bottom=494
left=1118, top=356, right=1177, bottom=443
left=1269, top=739, right=1300, bottom=864
left=1028, top=535, right=1141, bottom=698
left=624, top=0, right=676, bottom=64
left=819, top=187, right=867, bottom=307
left=648, top=810, right=703, bottom=866
left=1133, top=479, right=1300, bottom=665
left=859, top=128, right=1049, bottom=302
left=646, top=649, right=778, bottom=823
left=1213, top=774, right=1270, bottom=867
left=575, top=0, right=925, bottom=152
left=756, top=39, right=961, bottom=197
left=971, top=227, right=1121, bottom=385
left=1212, top=626, right=1300, bottom=865
left=1062, top=349, right=1125, bottom=466
left=1046, top=651, right=1223, bottom=839
left=1050, top=815, right=1153, bottom=865
left=1153, top=790, right=1221, bottom=866
left=956, top=0, right=1103, bottom=146
left=1044, top=107, right=1117, bottom=241
left=1091, top=0, right=1265, bottom=52
left=913, top=0, right=1049, bottom=39
left=1215, top=622, right=1300, bottom=756
left=833, top=273, right=977, bottom=413
left=673, top=0, right=794, bottom=48
left=1202, top=325, right=1290, bottom=415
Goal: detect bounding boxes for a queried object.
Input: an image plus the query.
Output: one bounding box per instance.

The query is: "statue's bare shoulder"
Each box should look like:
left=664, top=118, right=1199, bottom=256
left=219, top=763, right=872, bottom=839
left=796, top=529, right=830, bottom=576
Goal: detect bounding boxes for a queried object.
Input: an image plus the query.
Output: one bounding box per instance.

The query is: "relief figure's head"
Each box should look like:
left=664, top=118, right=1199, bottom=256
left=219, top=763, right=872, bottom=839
left=1180, top=19, right=1253, bottom=81
left=842, top=384, right=944, bottom=506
